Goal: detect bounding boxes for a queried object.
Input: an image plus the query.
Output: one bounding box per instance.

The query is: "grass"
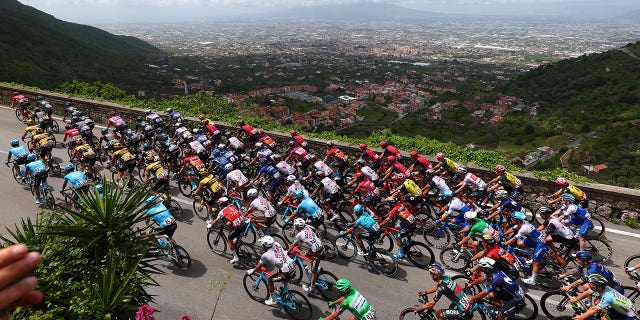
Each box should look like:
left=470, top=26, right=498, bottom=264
left=357, top=105, right=397, bottom=122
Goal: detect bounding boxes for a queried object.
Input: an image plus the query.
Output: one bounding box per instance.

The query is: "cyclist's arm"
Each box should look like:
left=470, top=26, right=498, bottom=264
left=568, top=289, right=592, bottom=303
left=574, top=305, right=601, bottom=320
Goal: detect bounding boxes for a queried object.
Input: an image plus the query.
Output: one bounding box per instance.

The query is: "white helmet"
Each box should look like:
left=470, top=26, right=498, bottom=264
left=224, top=163, right=233, bottom=171
left=255, top=142, right=263, bottom=148
left=287, top=175, right=296, bottom=183
left=457, top=166, right=468, bottom=174
left=217, top=143, right=226, bottom=150
left=247, top=188, right=258, bottom=198
left=216, top=197, right=229, bottom=204
left=259, top=236, right=274, bottom=248
left=464, top=211, right=477, bottom=220
left=478, top=257, right=495, bottom=268
left=293, top=218, right=306, bottom=228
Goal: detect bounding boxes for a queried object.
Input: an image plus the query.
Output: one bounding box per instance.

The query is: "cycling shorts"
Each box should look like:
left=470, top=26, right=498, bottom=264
left=440, top=308, right=470, bottom=320
left=161, top=222, right=177, bottom=239
left=578, top=220, right=594, bottom=238
left=119, top=160, right=136, bottom=173
left=33, top=172, right=48, bottom=189
left=228, top=223, right=247, bottom=241
left=324, top=192, right=341, bottom=204
left=267, top=178, right=282, bottom=192
left=499, top=299, right=525, bottom=318
left=398, top=221, right=416, bottom=239
left=82, top=156, right=96, bottom=167
left=152, top=179, right=170, bottom=193
left=532, top=242, right=549, bottom=262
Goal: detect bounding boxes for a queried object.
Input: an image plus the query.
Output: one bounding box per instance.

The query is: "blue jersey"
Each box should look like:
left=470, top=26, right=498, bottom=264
left=212, top=155, right=231, bottom=168
left=195, top=133, right=208, bottom=144
left=25, top=160, right=47, bottom=175
left=353, top=213, right=379, bottom=233
left=146, top=203, right=175, bottom=228
left=258, top=164, right=281, bottom=180
left=169, top=111, right=182, bottom=122
left=578, top=263, right=619, bottom=287
left=8, top=146, right=28, bottom=160
left=64, top=171, right=89, bottom=189
left=485, top=270, right=524, bottom=301
left=500, top=198, right=522, bottom=214
left=295, top=196, right=322, bottom=219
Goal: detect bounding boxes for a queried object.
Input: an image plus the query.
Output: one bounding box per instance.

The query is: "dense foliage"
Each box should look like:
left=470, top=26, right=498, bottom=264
left=1, top=181, right=160, bottom=319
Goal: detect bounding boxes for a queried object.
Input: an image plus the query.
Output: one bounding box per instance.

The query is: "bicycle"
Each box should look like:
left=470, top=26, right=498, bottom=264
left=243, top=267, right=313, bottom=320
left=379, top=225, right=435, bottom=268
left=138, top=226, right=191, bottom=270
left=206, top=222, right=258, bottom=268
left=6, top=160, right=29, bottom=186
left=439, top=242, right=475, bottom=272
left=503, top=245, right=564, bottom=290
left=540, top=277, right=593, bottom=319
left=288, top=246, right=340, bottom=300
left=334, top=230, right=398, bottom=276
left=468, top=294, right=538, bottom=320
left=29, top=174, right=55, bottom=209
left=399, top=292, right=486, bottom=320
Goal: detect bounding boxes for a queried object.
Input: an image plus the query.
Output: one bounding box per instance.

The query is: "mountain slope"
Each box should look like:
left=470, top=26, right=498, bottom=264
left=266, top=2, right=443, bottom=21
left=0, top=0, right=161, bottom=89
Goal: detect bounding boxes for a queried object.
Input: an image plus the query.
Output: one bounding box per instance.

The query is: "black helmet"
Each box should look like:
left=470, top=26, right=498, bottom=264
left=36, top=95, right=44, bottom=101
left=65, top=101, right=72, bottom=107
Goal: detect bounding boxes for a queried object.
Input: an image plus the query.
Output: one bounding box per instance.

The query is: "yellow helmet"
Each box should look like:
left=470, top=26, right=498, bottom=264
left=198, top=168, right=209, bottom=176
left=76, top=137, right=85, bottom=145
left=35, top=128, right=44, bottom=134
left=113, top=142, right=123, bottom=150
left=26, top=119, right=35, bottom=126
left=145, top=153, right=155, bottom=162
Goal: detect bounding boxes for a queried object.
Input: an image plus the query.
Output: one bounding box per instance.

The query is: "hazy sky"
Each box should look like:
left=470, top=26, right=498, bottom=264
left=18, top=0, right=640, bottom=23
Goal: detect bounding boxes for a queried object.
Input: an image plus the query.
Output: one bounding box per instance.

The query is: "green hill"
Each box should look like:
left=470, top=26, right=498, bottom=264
left=0, top=0, right=162, bottom=89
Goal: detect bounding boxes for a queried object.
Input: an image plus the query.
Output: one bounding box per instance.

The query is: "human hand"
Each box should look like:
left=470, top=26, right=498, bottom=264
left=626, top=267, right=636, bottom=272
left=561, top=285, right=570, bottom=292
left=339, top=231, right=344, bottom=236
left=246, top=269, right=254, bottom=275
left=0, top=244, right=42, bottom=319
left=327, top=301, right=334, bottom=308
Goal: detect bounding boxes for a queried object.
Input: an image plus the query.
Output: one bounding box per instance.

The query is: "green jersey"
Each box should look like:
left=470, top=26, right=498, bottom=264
left=341, top=288, right=377, bottom=320
left=468, top=219, right=496, bottom=238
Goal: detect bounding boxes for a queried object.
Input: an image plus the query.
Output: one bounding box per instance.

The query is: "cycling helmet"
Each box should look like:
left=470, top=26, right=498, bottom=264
left=495, top=190, right=508, bottom=199
left=145, top=195, right=157, bottom=204
left=217, top=143, right=226, bottom=150
left=410, top=151, right=418, bottom=158
left=555, top=177, right=569, bottom=187
left=216, top=197, right=229, bottom=204
left=379, top=141, right=388, bottom=148
left=288, top=141, right=296, bottom=147
left=76, top=137, right=85, bottom=145
left=174, top=122, right=182, bottom=128
left=481, top=234, right=496, bottom=244
left=35, top=128, right=44, bottom=134
left=328, top=141, right=335, bottom=148
left=387, top=155, right=396, bottom=162
left=588, top=274, right=608, bottom=287
left=425, top=169, right=435, bottom=175
left=224, top=163, right=233, bottom=171
left=145, top=109, right=152, bottom=114
left=478, top=257, right=496, bottom=269
left=10, top=139, right=19, bottom=147
left=436, top=152, right=445, bottom=161
left=293, top=190, right=304, bottom=199
left=464, top=211, right=477, bottom=220
left=359, top=143, right=367, bottom=150
left=259, top=236, right=274, bottom=248
left=237, top=119, right=245, bottom=125
left=36, top=96, right=44, bottom=101
left=511, top=211, right=526, bottom=221
left=255, top=142, right=263, bottom=148
left=72, top=110, right=82, bottom=117
left=199, top=114, right=206, bottom=120
left=561, top=194, right=575, bottom=202
left=386, top=197, right=399, bottom=205
left=271, top=154, right=281, bottom=161
left=33, top=107, right=40, bottom=112
left=198, top=168, right=209, bottom=176
left=65, top=101, right=72, bottom=107
left=136, top=115, right=143, bottom=121
left=494, top=165, right=506, bottom=173
left=293, top=218, right=306, bottom=228
left=26, top=154, right=37, bottom=162
left=166, top=108, right=173, bottom=113
left=290, top=130, right=297, bottom=135
left=113, top=142, right=123, bottom=150
left=442, top=189, right=453, bottom=198
left=145, top=153, right=155, bottom=162
left=575, top=250, right=593, bottom=261
left=353, top=204, right=365, bottom=215
left=65, top=123, right=73, bottom=130
left=12, top=91, right=19, bottom=96
left=428, top=264, right=445, bottom=276
left=457, top=167, right=467, bottom=174
left=286, top=175, right=296, bottom=183
left=247, top=188, right=258, bottom=198
left=101, top=128, right=108, bottom=134
left=26, top=119, right=35, bottom=126
left=537, top=206, right=554, bottom=217
left=109, top=111, right=116, bottom=116
left=224, top=131, right=232, bottom=137
left=212, top=149, right=221, bottom=156
left=335, top=278, right=351, bottom=293
left=95, top=184, right=104, bottom=193
left=64, top=164, right=75, bottom=173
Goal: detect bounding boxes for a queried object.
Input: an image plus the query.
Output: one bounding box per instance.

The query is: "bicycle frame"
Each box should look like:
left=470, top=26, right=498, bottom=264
left=251, top=270, right=299, bottom=310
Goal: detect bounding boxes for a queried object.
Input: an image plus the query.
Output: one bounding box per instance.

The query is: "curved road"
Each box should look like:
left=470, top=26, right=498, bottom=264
left=0, top=106, right=637, bottom=320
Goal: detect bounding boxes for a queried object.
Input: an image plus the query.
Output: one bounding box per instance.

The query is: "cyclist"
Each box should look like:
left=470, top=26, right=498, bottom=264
left=466, top=258, right=525, bottom=320
left=237, top=119, right=260, bottom=144
left=350, top=159, right=381, bottom=187
left=225, top=163, right=250, bottom=199
left=210, top=197, right=246, bottom=265
left=503, top=211, right=548, bottom=286
left=324, top=141, right=349, bottom=177
left=31, top=107, right=51, bottom=131
left=201, top=119, right=220, bottom=143
left=106, top=111, right=128, bottom=136
left=378, top=197, right=417, bottom=259
left=388, top=173, right=423, bottom=208
left=273, top=154, right=296, bottom=177
left=72, top=138, right=97, bottom=174
left=144, top=153, right=170, bottom=195
left=193, top=168, right=226, bottom=217
left=289, top=129, right=307, bottom=148
left=24, top=154, right=49, bottom=205
left=166, top=108, right=183, bottom=126
left=251, top=158, right=283, bottom=202
left=381, top=156, right=406, bottom=181
left=340, top=204, right=381, bottom=256
left=433, top=152, right=460, bottom=181
left=13, top=93, right=31, bottom=120
left=224, top=131, right=245, bottom=154
left=246, top=236, right=296, bottom=306
left=303, top=159, right=333, bottom=181
left=309, top=171, right=341, bottom=221
left=421, top=169, right=452, bottom=199
left=378, top=140, right=401, bottom=161
left=457, top=211, right=498, bottom=253
left=5, top=139, right=29, bottom=180
left=486, top=190, right=522, bottom=223
left=60, top=164, right=90, bottom=209
left=454, top=167, right=487, bottom=203
left=288, top=218, right=323, bottom=294
left=487, top=165, right=523, bottom=200
left=358, top=143, right=381, bottom=170
left=436, top=190, right=470, bottom=228
left=344, top=172, right=380, bottom=205
left=63, top=123, right=81, bottom=144
left=320, top=278, right=377, bottom=320
left=63, top=102, right=76, bottom=121
left=407, top=150, right=431, bottom=176
left=548, top=177, right=588, bottom=208
left=280, top=175, right=309, bottom=206
left=559, top=250, right=623, bottom=294
left=145, top=109, right=163, bottom=128
left=285, top=141, right=314, bottom=169
left=245, top=188, right=277, bottom=226
left=108, top=142, right=137, bottom=186
left=536, top=206, right=576, bottom=268
left=31, top=128, right=55, bottom=161
left=569, top=274, right=638, bottom=320
left=286, top=190, right=325, bottom=231
left=554, top=193, right=593, bottom=251
left=21, top=119, right=40, bottom=144
left=144, top=196, right=177, bottom=242
left=415, top=264, right=471, bottom=320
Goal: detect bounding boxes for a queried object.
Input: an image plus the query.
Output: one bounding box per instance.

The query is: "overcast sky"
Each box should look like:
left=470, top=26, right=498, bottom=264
left=18, top=0, right=640, bottom=24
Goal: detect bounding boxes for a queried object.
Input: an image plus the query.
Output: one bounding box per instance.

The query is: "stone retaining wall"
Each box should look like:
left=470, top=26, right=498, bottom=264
left=2, top=84, right=638, bottom=223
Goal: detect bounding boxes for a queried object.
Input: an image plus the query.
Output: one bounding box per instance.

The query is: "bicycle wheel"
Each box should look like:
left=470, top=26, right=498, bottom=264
left=368, top=248, right=397, bottom=276
left=334, top=236, right=357, bottom=260
left=540, top=291, right=574, bottom=319
left=49, top=159, right=62, bottom=176
left=585, top=238, right=612, bottom=262
left=237, top=243, right=259, bottom=268
left=537, top=262, right=564, bottom=290
left=281, top=222, right=297, bottom=244
left=15, top=108, right=24, bottom=122
left=406, top=241, right=435, bottom=268
left=43, top=188, right=56, bottom=209
left=282, top=290, right=313, bottom=320
left=207, top=229, right=227, bottom=256
left=320, top=238, right=337, bottom=261
left=192, top=195, right=209, bottom=220
left=625, top=255, right=640, bottom=281
left=51, top=120, right=60, bottom=134
left=511, top=293, right=538, bottom=320
left=171, top=244, right=192, bottom=269
left=624, top=286, right=640, bottom=310
left=332, top=208, right=355, bottom=230
left=166, top=200, right=184, bottom=221
left=439, top=247, right=470, bottom=271
left=271, top=234, right=289, bottom=248
left=373, top=232, right=395, bottom=253
left=291, top=260, right=304, bottom=285
left=177, top=176, right=195, bottom=198
left=241, top=225, right=257, bottom=247
left=11, top=166, right=25, bottom=185
left=315, top=270, right=340, bottom=301
left=422, top=222, right=451, bottom=249
left=589, top=216, right=606, bottom=238
left=243, top=273, right=269, bottom=303
left=399, top=307, right=436, bottom=320
left=451, top=275, right=484, bottom=296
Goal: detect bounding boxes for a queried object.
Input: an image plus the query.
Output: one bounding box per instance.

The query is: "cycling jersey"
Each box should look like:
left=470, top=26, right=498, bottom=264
left=74, top=144, right=96, bottom=160
left=596, top=286, right=637, bottom=319
left=388, top=203, right=416, bottom=225
left=313, top=161, right=333, bottom=177
left=64, top=128, right=80, bottom=141
left=562, top=203, right=591, bottom=224
left=146, top=202, right=175, bottom=228
left=286, top=182, right=309, bottom=198
left=146, top=162, right=169, bottom=180
left=256, top=147, right=273, bottom=160
left=462, top=172, right=487, bottom=190
left=293, top=225, right=323, bottom=253
left=413, top=156, right=431, bottom=170
left=199, top=174, right=225, bottom=194
left=108, top=116, right=126, bottom=128
left=432, top=276, right=471, bottom=312
left=499, top=198, right=522, bottom=214
left=189, top=140, right=205, bottom=154
left=226, top=169, right=249, bottom=187
left=400, top=179, right=421, bottom=197
left=295, top=196, right=323, bottom=220
left=442, top=158, right=459, bottom=173
left=319, top=177, right=340, bottom=194
left=146, top=113, right=162, bottom=125
left=25, top=160, right=47, bottom=175
left=359, top=166, right=379, bottom=181
left=500, top=172, right=522, bottom=189
left=227, top=136, right=243, bottom=149
left=113, top=148, right=135, bottom=163
left=216, top=204, right=244, bottom=228
left=545, top=217, right=574, bottom=240
left=183, top=155, right=205, bottom=170
left=8, top=146, right=28, bottom=161
left=258, top=164, right=281, bottom=180
left=340, top=288, right=377, bottom=320
left=382, top=145, right=400, bottom=158
left=289, top=146, right=313, bottom=162
left=468, top=219, right=498, bottom=240
left=353, top=213, right=380, bottom=234
left=445, top=198, right=470, bottom=224
left=248, top=196, right=276, bottom=218
left=485, top=269, right=524, bottom=301
left=240, top=124, right=255, bottom=136
left=168, top=111, right=182, bottom=122
left=327, top=146, right=347, bottom=160
left=24, top=125, right=40, bottom=136
left=357, top=180, right=380, bottom=198
left=513, top=222, right=548, bottom=262
left=212, top=155, right=231, bottom=170
left=566, top=185, right=586, bottom=201
left=33, top=111, right=50, bottom=123
left=64, top=171, right=89, bottom=190
left=578, top=263, right=620, bottom=288
left=260, top=241, right=294, bottom=273
left=430, top=176, right=451, bottom=193
left=361, top=149, right=379, bottom=162
left=276, top=161, right=296, bottom=175
left=388, top=161, right=407, bottom=174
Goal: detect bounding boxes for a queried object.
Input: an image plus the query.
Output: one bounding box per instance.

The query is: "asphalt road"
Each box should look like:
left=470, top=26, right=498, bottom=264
left=0, top=105, right=638, bottom=320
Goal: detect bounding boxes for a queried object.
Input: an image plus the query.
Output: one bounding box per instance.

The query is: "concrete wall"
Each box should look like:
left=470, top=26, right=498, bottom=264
left=2, top=84, right=639, bottom=222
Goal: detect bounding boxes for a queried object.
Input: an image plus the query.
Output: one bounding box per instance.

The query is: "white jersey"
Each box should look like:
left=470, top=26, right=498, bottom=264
left=293, top=225, right=323, bottom=253
left=249, top=196, right=276, bottom=218
left=320, top=177, right=340, bottom=194
left=228, top=136, right=244, bottom=149
left=286, top=181, right=309, bottom=197
left=259, top=242, right=294, bottom=272
left=547, top=217, right=574, bottom=240
left=463, top=172, right=487, bottom=190
left=189, top=140, right=205, bottom=154
left=256, top=147, right=273, bottom=159
left=276, top=160, right=296, bottom=175
left=174, top=127, right=188, bottom=136
left=314, top=161, right=333, bottom=177
left=226, top=169, right=249, bottom=186
left=445, top=197, right=467, bottom=216
left=360, top=166, right=379, bottom=181
left=431, top=176, right=451, bottom=193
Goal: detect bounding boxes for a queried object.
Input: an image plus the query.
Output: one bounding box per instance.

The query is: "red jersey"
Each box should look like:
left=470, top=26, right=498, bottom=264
left=12, top=94, right=25, bottom=104
left=414, top=156, right=431, bottom=170
left=385, top=145, right=400, bottom=157
left=483, top=244, right=503, bottom=261
left=219, top=205, right=243, bottom=227
left=327, top=146, right=347, bottom=160
left=240, top=124, right=254, bottom=135
left=183, top=155, right=205, bottom=170
left=390, top=162, right=407, bottom=174
left=388, top=203, right=416, bottom=224
left=108, top=116, right=126, bottom=127
left=63, top=128, right=80, bottom=141
left=204, top=123, right=218, bottom=135
left=362, top=149, right=379, bottom=162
